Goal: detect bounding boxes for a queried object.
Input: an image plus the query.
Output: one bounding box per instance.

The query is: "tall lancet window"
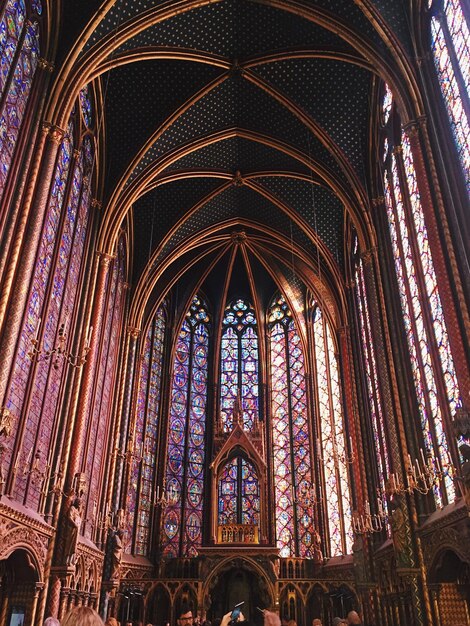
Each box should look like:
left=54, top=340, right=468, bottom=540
left=220, top=299, right=259, bottom=431
left=311, top=302, right=353, bottom=556
left=4, top=88, right=94, bottom=509
left=218, top=456, right=260, bottom=526
left=381, top=84, right=459, bottom=506
left=127, top=305, right=166, bottom=555
left=269, top=295, right=314, bottom=558
left=353, top=238, right=390, bottom=519
left=161, top=295, right=209, bottom=557
left=0, top=0, right=41, bottom=201
left=429, top=0, right=469, bottom=192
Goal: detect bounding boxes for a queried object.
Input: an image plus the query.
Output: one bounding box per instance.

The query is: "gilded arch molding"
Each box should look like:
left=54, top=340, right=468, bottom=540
left=48, top=0, right=421, bottom=129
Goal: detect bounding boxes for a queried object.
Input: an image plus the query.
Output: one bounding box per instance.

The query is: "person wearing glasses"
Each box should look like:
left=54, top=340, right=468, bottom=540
left=177, top=605, right=195, bottom=626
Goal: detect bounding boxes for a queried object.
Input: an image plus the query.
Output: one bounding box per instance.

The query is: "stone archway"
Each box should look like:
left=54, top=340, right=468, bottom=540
left=0, top=549, right=41, bottom=626
left=203, top=557, right=274, bottom=626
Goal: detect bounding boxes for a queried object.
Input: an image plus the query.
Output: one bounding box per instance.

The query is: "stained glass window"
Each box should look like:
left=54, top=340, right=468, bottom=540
left=5, top=122, right=73, bottom=498
left=161, top=296, right=209, bottom=557
left=4, top=97, right=94, bottom=507
left=430, top=0, right=470, bottom=192
left=269, top=295, right=316, bottom=558
left=0, top=2, right=40, bottom=201
left=220, top=299, right=259, bottom=431
left=382, top=85, right=458, bottom=506
left=312, top=303, right=353, bottom=556
left=354, top=244, right=390, bottom=519
left=218, top=456, right=260, bottom=526
left=127, top=306, right=166, bottom=556
left=85, top=240, right=126, bottom=540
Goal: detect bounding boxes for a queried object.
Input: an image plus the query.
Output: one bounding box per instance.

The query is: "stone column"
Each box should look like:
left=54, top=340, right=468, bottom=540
left=111, top=327, right=140, bottom=511
left=360, top=245, right=426, bottom=625
left=0, top=124, right=65, bottom=401
left=30, top=582, right=44, bottom=626
left=66, top=252, right=114, bottom=485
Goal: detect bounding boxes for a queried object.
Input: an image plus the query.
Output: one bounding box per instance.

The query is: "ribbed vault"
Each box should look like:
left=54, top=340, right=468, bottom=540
left=53, top=0, right=421, bottom=325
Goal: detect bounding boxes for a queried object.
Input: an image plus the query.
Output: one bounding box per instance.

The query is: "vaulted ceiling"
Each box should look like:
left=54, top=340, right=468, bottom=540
left=58, top=0, right=417, bottom=326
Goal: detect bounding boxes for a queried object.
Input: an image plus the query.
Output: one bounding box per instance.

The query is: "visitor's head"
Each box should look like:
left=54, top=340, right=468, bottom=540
left=62, top=607, right=104, bottom=626
left=177, top=604, right=194, bottom=626
left=312, top=619, right=322, bottom=626
left=347, top=611, right=362, bottom=625
left=105, top=618, right=119, bottom=626
left=44, top=618, right=60, bottom=626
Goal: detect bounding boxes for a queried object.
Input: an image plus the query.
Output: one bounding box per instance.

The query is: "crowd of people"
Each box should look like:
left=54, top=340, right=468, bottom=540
left=41, top=602, right=363, bottom=626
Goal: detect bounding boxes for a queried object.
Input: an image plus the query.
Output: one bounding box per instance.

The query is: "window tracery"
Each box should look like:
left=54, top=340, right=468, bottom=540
left=220, top=299, right=259, bottom=431
left=161, top=295, right=209, bottom=557
left=269, top=295, right=315, bottom=558
left=3, top=88, right=94, bottom=509
left=381, top=84, right=458, bottom=506
left=0, top=0, right=41, bottom=200
left=311, top=303, right=353, bottom=556
left=429, top=0, right=469, bottom=192
left=218, top=456, right=260, bottom=527
left=127, top=306, right=166, bottom=555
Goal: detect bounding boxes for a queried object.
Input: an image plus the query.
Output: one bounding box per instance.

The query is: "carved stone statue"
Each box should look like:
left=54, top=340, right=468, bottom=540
left=64, top=496, right=82, bottom=566
left=389, top=495, right=406, bottom=565
left=0, top=408, right=13, bottom=439
left=110, top=528, right=123, bottom=580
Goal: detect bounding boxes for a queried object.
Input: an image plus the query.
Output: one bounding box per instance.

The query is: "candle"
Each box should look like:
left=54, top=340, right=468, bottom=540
left=420, top=448, right=426, bottom=467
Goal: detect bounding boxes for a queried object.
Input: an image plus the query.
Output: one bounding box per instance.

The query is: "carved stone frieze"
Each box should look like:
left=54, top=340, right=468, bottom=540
left=420, top=524, right=470, bottom=570
left=0, top=516, right=50, bottom=580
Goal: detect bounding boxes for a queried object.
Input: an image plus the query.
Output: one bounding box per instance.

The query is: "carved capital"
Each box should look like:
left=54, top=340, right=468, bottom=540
left=127, top=326, right=141, bottom=339
left=48, top=125, right=66, bottom=145
left=37, top=58, right=54, bottom=73
left=360, top=247, right=376, bottom=264
left=91, top=199, right=102, bottom=210
left=97, top=251, right=115, bottom=267
left=371, top=196, right=385, bottom=208
left=403, top=121, right=420, bottom=140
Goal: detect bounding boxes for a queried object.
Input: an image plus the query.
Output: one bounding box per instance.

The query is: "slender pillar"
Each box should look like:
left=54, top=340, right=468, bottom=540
left=30, top=583, right=44, bottom=626
left=111, top=327, right=140, bottom=511
left=0, top=124, right=65, bottom=400
left=46, top=576, right=62, bottom=619
left=66, top=252, right=114, bottom=485
left=360, top=246, right=426, bottom=625
left=0, top=59, right=54, bottom=322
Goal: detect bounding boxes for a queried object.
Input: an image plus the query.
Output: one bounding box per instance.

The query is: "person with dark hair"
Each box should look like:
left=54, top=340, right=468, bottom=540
left=177, top=605, right=194, bottom=626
